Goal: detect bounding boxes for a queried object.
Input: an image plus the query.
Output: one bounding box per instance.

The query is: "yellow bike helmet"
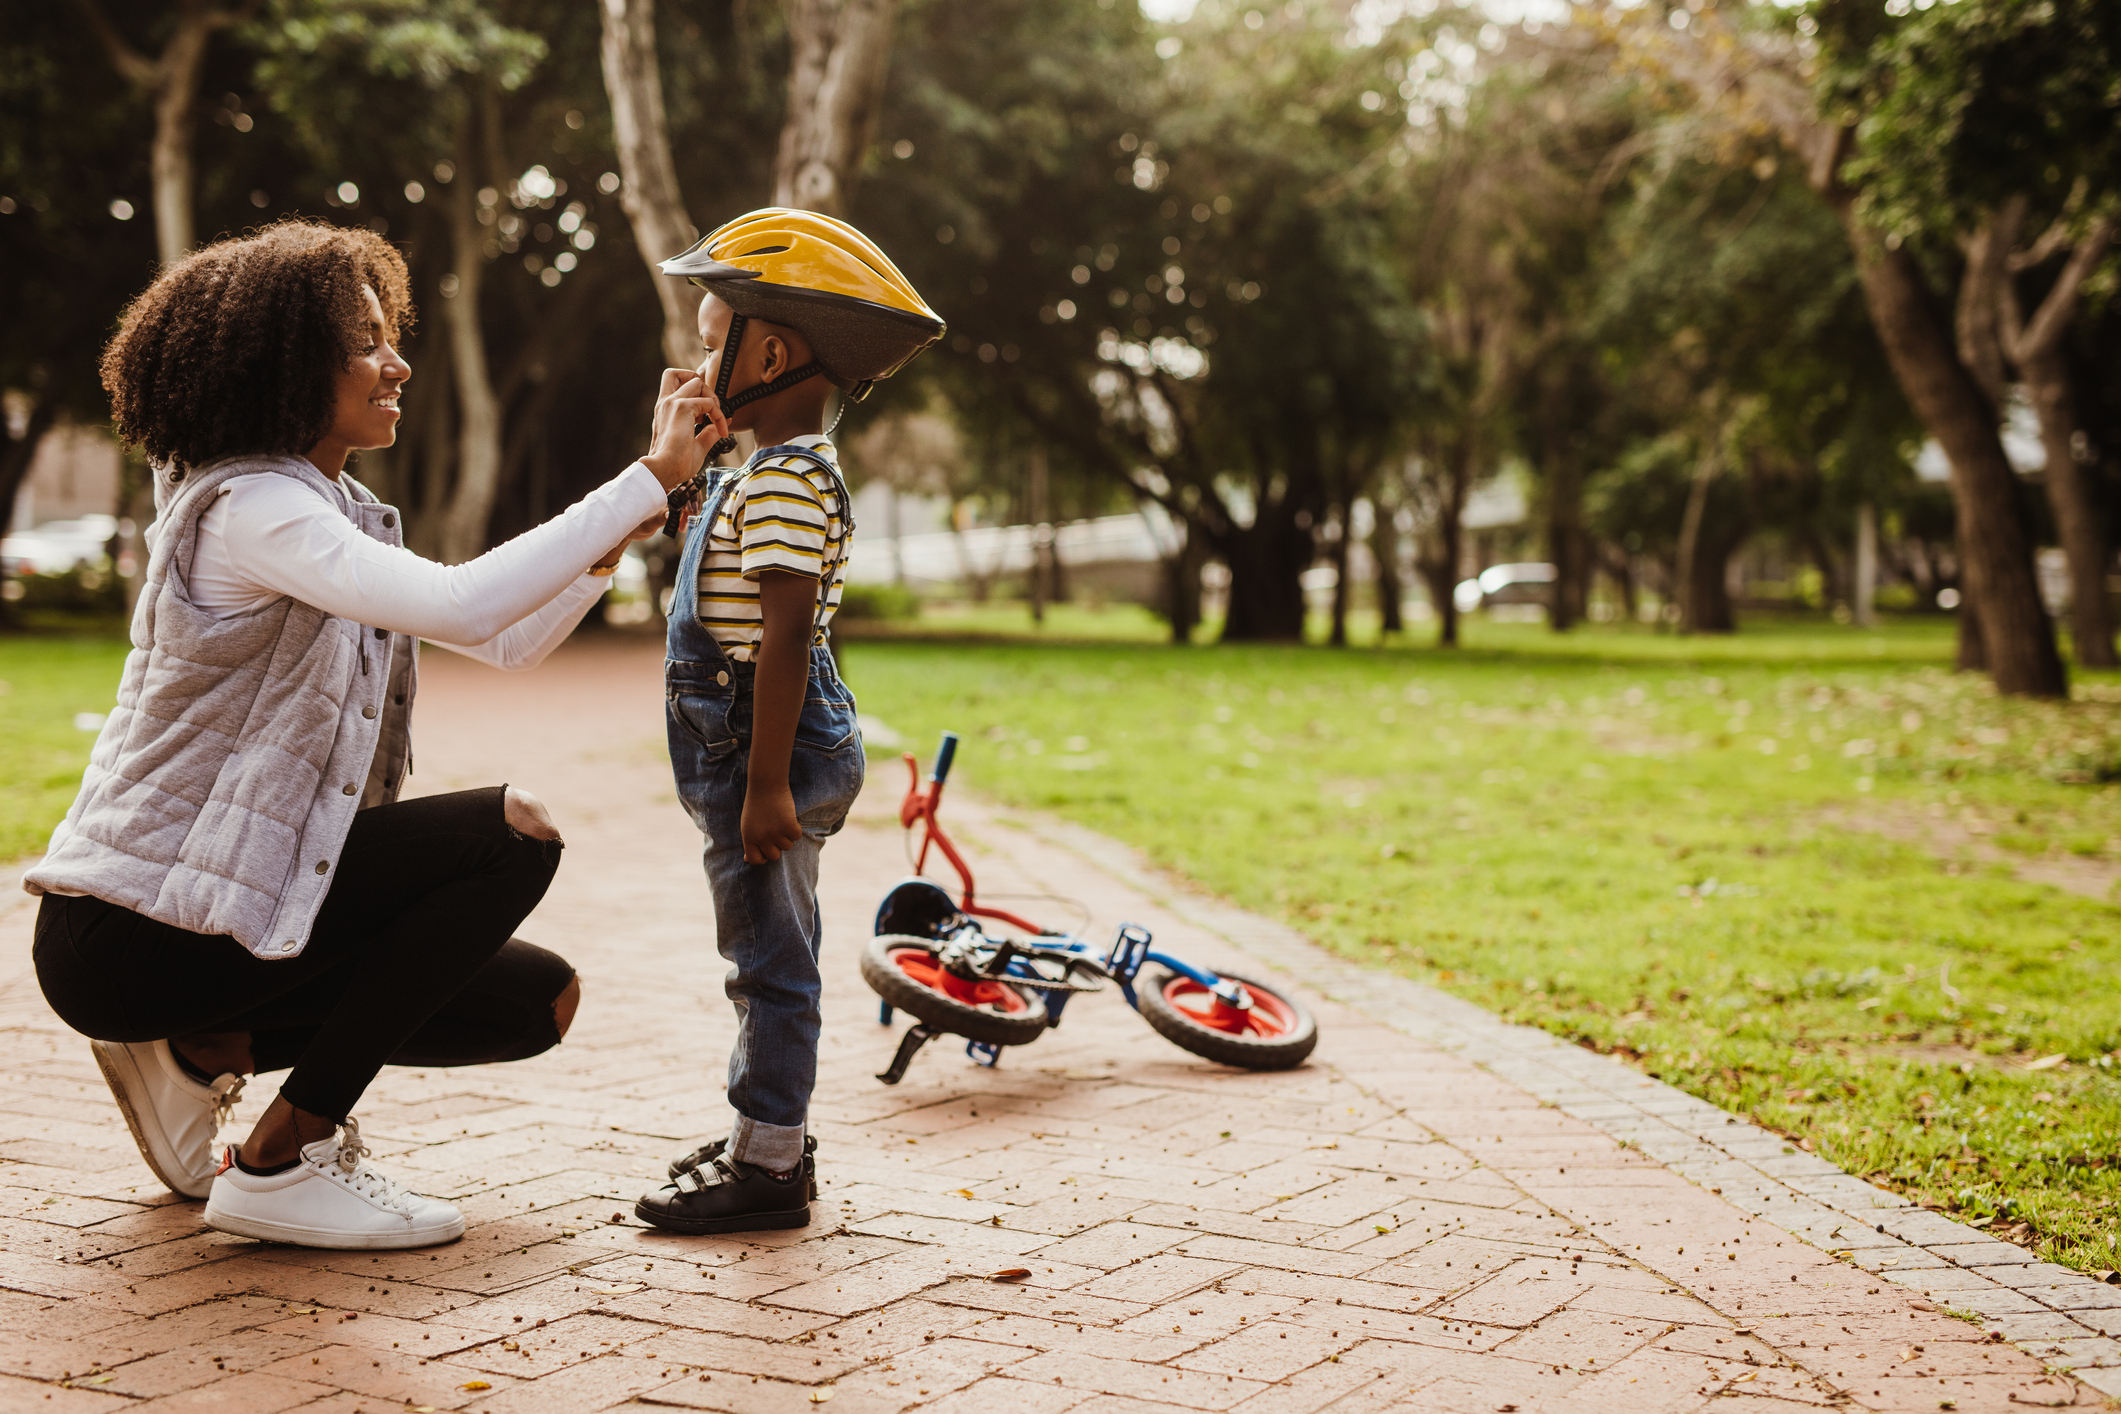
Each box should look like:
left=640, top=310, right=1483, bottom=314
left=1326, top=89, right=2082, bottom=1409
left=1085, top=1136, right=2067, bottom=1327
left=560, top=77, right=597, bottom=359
left=660, top=208, right=945, bottom=407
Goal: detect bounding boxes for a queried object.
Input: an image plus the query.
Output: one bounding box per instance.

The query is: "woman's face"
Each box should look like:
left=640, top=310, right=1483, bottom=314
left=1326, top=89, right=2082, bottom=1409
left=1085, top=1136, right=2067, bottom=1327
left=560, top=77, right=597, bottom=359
left=324, top=285, right=410, bottom=453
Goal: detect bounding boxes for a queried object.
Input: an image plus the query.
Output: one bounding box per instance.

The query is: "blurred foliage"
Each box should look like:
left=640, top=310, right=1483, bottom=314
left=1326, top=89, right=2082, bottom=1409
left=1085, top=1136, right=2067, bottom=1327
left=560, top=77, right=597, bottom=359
left=7, top=0, right=2111, bottom=641
left=835, top=581, right=920, bottom=621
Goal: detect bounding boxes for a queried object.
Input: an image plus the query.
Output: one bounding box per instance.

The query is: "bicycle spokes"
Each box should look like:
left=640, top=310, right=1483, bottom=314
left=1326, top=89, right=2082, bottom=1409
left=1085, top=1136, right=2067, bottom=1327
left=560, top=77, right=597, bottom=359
left=1158, top=977, right=1301, bottom=1038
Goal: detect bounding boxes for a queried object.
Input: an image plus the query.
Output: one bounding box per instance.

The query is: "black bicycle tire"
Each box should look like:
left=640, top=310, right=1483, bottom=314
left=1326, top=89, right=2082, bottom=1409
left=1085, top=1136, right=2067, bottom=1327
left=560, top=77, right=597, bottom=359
left=1135, top=967, right=1318, bottom=1070
left=862, top=934, right=1049, bottom=1046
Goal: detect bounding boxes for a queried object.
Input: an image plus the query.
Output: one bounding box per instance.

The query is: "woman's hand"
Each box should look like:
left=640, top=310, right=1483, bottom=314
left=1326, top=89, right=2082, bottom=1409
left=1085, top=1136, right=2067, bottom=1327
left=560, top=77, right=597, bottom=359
left=641, top=368, right=730, bottom=490
left=590, top=513, right=667, bottom=572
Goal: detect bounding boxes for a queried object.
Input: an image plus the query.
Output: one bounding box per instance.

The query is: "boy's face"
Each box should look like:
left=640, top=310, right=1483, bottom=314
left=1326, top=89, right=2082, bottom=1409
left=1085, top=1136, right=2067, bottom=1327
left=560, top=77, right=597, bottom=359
left=694, top=291, right=811, bottom=431
left=695, top=293, right=743, bottom=424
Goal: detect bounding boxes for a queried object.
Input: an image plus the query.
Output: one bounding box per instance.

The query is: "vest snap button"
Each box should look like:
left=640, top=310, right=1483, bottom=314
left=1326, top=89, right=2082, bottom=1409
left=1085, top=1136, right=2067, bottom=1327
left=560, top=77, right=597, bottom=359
left=394, top=695, right=405, bottom=705
left=374, top=627, right=387, bottom=640
left=382, top=513, right=396, bottom=528
left=362, top=706, right=377, bottom=719
left=315, top=861, right=329, bottom=874
left=717, top=670, right=731, bottom=686
left=342, top=783, right=357, bottom=795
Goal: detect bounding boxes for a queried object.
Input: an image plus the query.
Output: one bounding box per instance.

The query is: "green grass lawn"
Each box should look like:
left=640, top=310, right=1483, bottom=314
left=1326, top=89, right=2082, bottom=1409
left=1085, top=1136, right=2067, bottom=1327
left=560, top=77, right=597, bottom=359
left=0, top=632, right=131, bottom=860
left=842, top=614, right=2121, bottom=1275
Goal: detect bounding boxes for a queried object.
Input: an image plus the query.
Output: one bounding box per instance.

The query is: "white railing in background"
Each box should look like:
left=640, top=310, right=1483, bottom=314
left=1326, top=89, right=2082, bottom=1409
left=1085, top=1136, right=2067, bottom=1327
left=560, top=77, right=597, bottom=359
left=844, top=505, right=1183, bottom=586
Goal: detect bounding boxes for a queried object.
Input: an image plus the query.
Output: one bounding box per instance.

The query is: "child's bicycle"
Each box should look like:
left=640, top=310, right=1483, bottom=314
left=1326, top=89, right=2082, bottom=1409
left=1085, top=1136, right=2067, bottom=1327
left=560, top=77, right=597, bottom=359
left=862, top=731, right=1319, bottom=1084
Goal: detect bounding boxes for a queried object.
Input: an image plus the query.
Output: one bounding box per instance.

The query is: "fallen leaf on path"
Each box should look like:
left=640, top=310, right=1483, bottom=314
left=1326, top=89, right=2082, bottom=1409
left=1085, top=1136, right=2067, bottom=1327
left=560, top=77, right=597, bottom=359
left=2023, top=1054, right=2068, bottom=1071
left=989, top=1268, right=1031, bottom=1281
left=810, top=1387, right=835, bottom=1403
left=592, top=1283, right=646, bottom=1295
left=950, top=1189, right=974, bottom=1198
left=460, top=1381, right=492, bottom=1391
left=1731, top=1371, right=1757, bottom=1384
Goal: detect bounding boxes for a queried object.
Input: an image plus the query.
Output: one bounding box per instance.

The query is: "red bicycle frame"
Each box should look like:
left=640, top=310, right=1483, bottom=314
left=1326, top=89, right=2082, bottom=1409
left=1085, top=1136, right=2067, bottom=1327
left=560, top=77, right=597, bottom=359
left=898, top=752, right=1047, bottom=937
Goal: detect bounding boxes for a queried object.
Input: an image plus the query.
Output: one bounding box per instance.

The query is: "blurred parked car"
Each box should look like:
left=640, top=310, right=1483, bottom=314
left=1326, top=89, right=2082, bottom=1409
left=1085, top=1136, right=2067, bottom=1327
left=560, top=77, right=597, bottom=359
left=1, top=514, right=118, bottom=577
left=1453, top=562, right=1557, bottom=615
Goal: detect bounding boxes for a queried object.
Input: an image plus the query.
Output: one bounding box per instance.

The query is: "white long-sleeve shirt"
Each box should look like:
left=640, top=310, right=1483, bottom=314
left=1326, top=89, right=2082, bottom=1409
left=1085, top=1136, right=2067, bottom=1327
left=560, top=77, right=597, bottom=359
left=171, top=461, right=666, bottom=670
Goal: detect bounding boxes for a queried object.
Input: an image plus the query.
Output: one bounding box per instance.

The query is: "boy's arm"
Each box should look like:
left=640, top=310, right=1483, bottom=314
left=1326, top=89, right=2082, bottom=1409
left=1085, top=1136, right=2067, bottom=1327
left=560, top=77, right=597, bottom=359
left=742, top=569, right=819, bottom=863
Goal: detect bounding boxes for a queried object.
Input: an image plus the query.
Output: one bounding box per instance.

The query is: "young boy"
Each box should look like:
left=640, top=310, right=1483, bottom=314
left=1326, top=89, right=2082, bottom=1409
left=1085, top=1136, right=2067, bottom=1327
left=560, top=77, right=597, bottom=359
left=633, top=210, right=943, bottom=1234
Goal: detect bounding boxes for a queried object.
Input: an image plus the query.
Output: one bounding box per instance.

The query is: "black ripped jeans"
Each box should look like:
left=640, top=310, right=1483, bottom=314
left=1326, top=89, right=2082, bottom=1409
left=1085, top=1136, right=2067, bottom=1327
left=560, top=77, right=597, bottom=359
left=34, top=787, right=572, bottom=1121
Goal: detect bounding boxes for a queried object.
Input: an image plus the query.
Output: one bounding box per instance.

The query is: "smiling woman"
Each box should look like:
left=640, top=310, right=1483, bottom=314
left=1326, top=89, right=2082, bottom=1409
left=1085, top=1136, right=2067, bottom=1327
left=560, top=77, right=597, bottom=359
left=26, top=220, right=728, bottom=1253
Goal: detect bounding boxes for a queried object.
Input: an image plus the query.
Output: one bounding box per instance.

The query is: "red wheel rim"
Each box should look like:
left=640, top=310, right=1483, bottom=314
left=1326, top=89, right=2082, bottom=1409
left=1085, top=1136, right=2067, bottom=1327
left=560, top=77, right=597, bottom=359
left=1161, top=978, right=1298, bottom=1038
left=889, top=947, right=1029, bottom=1012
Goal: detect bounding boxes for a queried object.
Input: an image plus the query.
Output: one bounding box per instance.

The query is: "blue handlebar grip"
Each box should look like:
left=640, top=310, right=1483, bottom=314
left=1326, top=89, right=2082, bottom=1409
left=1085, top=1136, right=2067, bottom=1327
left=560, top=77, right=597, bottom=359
left=932, top=731, right=960, bottom=784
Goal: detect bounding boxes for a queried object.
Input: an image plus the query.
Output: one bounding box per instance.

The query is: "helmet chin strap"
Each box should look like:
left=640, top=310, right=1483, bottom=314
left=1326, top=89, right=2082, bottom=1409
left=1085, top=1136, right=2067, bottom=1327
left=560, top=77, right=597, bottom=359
left=665, top=311, right=828, bottom=537
left=698, top=312, right=825, bottom=459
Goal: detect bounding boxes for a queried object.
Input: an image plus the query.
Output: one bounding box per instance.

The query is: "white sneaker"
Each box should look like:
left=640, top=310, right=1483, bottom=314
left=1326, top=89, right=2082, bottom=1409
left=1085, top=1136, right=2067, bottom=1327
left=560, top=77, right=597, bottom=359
left=204, top=1118, right=464, bottom=1250
left=90, top=1039, right=245, bottom=1200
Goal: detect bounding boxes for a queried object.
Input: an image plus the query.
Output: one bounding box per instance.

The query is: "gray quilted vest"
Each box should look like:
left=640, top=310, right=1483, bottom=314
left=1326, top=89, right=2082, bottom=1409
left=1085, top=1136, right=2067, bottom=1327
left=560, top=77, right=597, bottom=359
left=25, top=454, right=419, bottom=959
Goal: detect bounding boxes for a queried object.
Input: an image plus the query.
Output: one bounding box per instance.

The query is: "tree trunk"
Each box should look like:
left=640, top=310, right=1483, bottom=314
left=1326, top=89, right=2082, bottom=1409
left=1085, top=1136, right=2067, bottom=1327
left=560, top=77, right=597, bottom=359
left=1416, top=550, right=1459, bottom=648
left=411, top=327, right=457, bottom=558
left=1957, top=598, right=1987, bottom=672
left=79, top=0, right=232, bottom=267
left=1994, top=217, right=2118, bottom=669
left=1674, top=447, right=1716, bottom=635
left=1027, top=446, right=1047, bottom=625
left=436, top=167, right=503, bottom=564
left=1837, top=219, right=2065, bottom=696
left=1854, top=501, right=1877, bottom=628
left=1603, top=545, right=1637, bottom=623
left=1689, top=531, right=1740, bottom=633
left=1545, top=447, right=1587, bottom=631
left=1327, top=506, right=1350, bottom=647
left=1373, top=502, right=1403, bottom=636
left=774, top=0, right=899, bottom=218
left=1162, top=516, right=1205, bottom=645
left=2021, top=345, right=2116, bottom=666
left=1221, top=513, right=1310, bottom=641
left=0, top=400, right=60, bottom=629
left=146, top=9, right=215, bottom=266
left=598, top=0, right=701, bottom=370
left=1412, top=441, right=1473, bottom=648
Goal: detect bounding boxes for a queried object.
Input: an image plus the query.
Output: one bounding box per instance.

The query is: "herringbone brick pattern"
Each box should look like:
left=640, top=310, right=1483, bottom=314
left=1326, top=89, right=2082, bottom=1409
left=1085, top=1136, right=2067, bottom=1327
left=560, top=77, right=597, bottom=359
left=0, top=636, right=2093, bottom=1411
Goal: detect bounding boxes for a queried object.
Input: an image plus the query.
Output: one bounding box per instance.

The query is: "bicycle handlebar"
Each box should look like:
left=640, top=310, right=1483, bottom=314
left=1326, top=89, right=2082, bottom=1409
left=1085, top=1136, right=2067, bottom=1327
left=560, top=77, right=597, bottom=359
left=931, top=731, right=960, bottom=785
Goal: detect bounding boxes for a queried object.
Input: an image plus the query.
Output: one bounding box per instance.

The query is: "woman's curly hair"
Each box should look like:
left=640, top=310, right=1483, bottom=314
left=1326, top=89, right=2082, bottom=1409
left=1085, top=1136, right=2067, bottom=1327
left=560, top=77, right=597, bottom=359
left=100, top=221, right=414, bottom=469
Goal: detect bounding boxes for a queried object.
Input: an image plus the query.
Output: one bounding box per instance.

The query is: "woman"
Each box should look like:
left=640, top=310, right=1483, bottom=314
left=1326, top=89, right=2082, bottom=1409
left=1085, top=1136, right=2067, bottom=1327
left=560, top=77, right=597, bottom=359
left=25, top=221, right=725, bottom=1250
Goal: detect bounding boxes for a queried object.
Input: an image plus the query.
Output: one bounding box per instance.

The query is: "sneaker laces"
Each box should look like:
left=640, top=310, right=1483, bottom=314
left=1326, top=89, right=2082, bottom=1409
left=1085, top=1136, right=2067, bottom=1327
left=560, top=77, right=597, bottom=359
left=209, top=1073, right=246, bottom=1130
left=320, top=1118, right=416, bottom=1216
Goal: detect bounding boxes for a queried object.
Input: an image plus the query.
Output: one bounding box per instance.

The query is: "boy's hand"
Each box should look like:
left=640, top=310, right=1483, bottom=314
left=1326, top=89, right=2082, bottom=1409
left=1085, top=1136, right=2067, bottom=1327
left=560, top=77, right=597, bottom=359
left=642, top=369, right=730, bottom=490
left=741, top=782, right=802, bottom=864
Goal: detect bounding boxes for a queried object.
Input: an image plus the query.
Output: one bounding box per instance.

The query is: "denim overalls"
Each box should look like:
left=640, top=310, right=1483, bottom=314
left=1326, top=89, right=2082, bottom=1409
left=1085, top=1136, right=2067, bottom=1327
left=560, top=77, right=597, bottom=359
left=664, top=445, right=865, bottom=1171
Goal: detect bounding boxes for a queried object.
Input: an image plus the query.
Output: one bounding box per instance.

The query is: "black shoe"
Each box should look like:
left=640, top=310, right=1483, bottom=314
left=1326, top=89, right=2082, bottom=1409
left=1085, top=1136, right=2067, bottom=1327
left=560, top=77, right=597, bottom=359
left=635, top=1153, right=810, bottom=1235
left=668, top=1134, right=818, bottom=1200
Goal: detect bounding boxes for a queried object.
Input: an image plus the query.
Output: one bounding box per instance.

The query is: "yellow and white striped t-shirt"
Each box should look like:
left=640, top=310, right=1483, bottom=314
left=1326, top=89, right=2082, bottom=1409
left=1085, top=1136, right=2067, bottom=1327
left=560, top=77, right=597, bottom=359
left=694, top=435, right=847, bottom=661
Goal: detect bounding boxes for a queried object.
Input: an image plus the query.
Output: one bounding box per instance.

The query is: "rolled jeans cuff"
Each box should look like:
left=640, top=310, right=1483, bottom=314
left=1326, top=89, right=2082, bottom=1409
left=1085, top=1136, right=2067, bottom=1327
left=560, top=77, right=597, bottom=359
left=728, top=1114, right=805, bottom=1172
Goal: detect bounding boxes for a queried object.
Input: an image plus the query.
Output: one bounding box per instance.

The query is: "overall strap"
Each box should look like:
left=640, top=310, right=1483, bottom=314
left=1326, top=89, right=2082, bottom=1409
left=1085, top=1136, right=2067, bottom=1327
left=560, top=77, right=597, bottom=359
left=746, top=443, right=857, bottom=638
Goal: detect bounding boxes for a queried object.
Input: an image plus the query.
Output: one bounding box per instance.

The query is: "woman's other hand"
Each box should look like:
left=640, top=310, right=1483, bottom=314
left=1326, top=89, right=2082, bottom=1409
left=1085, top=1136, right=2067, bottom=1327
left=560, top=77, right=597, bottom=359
left=642, top=369, right=729, bottom=490
left=589, top=513, right=667, bottom=573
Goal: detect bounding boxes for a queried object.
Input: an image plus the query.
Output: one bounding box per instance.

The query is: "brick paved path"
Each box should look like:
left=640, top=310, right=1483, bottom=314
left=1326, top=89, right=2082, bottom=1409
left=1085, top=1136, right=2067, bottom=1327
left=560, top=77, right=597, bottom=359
left=0, top=636, right=2098, bottom=1412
